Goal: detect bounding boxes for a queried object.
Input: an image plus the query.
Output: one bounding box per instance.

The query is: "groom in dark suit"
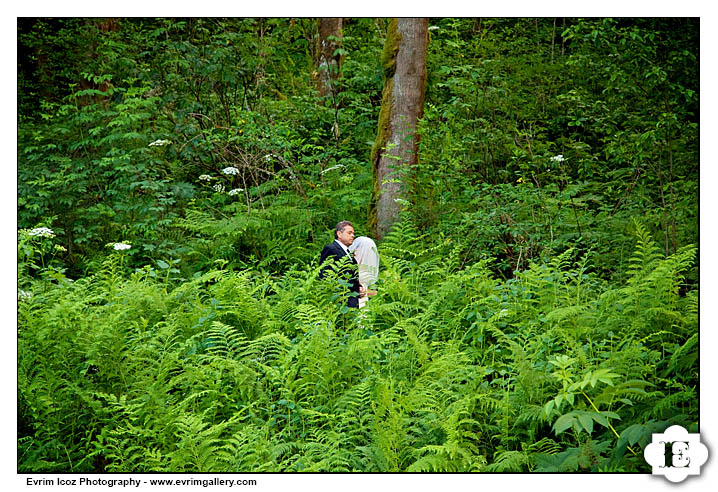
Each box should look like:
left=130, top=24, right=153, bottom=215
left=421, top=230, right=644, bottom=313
left=319, top=220, right=363, bottom=308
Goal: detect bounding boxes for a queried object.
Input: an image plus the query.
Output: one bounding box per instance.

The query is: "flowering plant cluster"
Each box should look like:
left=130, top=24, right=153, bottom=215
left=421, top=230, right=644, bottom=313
left=28, top=227, right=56, bottom=238
left=221, top=166, right=240, bottom=175
left=197, top=164, right=253, bottom=197
left=198, top=171, right=244, bottom=196
left=112, top=243, right=131, bottom=251
left=550, top=154, right=565, bottom=163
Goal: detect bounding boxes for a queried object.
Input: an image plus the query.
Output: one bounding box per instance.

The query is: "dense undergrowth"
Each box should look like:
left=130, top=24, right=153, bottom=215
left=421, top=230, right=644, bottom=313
left=18, top=219, right=697, bottom=472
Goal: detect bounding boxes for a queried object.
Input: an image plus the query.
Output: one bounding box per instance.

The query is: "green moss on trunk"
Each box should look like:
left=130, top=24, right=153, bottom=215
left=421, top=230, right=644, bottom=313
left=370, top=20, right=402, bottom=237
left=380, top=19, right=402, bottom=78
left=369, top=77, right=395, bottom=236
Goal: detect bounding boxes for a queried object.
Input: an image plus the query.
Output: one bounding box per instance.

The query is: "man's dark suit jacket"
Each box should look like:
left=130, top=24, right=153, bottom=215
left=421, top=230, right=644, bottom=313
left=319, top=241, right=360, bottom=308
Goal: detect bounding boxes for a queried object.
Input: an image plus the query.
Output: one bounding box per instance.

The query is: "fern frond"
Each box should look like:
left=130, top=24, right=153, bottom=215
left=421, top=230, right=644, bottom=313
left=243, top=332, right=291, bottom=364
left=485, top=450, right=528, bottom=472
left=626, top=219, right=664, bottom=282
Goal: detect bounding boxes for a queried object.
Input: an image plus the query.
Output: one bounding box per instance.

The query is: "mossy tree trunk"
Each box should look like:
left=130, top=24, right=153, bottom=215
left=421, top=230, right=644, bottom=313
left=316, top=18, right=343, bottom=100
left=370, top=18, right=429, bottom=240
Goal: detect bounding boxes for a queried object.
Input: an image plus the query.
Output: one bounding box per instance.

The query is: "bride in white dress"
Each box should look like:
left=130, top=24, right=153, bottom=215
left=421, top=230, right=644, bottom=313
left=348, top=236, right=379, bottom=309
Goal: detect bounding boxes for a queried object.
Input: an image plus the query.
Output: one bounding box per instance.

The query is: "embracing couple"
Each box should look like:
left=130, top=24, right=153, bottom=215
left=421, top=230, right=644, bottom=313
left=319, top=220, right=379, bottom=309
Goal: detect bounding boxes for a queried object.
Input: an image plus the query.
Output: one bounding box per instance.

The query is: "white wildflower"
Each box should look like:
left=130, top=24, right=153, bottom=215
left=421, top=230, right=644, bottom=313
left=148, top=139, right=171, bottom=147
left=228, top=188, right=244, bottom=196
left=18, top=290, right=32, bottom=301
left=550, top=154, right=565, bottom=162
left=198, top=174, right=213, bottom=182
left=264, top=154, right=273, bottom=162
left=221, top=166, right=240, bottom=175
left=320, top=164, right=345, bottom=175
left=113, top=243, right=131, bottom=251
left=28, top=227, right=55, bottom=238
left=213, top=183, right=225, bottom=193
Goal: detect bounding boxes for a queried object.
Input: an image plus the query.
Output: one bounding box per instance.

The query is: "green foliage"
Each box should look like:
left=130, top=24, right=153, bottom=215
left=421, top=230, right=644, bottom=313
left=18, top=220, right=697, bottom=472
left=18, top=17, right=698, bottom=474
left=416, top=18, right=697, bottom=277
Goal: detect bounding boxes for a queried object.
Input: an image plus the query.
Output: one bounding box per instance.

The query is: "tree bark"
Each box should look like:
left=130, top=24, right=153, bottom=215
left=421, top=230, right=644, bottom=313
left=316, top=18, right=343, bottom=100
left=370, top=18, right=429, bottom=240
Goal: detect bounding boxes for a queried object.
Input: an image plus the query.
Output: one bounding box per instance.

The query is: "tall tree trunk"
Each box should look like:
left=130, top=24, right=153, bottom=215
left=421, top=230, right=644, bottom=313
left=316, top=18, right=343, bottom=100
left=370, top=18, right=429, bottom=240
left=77, top=18, right=119, bottom=106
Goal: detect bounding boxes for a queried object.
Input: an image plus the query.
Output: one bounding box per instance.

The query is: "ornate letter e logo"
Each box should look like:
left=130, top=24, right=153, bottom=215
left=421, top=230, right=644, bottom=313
left=644, top=425, right=709, bottom=483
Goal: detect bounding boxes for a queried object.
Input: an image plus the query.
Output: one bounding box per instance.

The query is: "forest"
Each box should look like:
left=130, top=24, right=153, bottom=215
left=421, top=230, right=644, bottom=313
left=17, top=17, right=699, bottom=473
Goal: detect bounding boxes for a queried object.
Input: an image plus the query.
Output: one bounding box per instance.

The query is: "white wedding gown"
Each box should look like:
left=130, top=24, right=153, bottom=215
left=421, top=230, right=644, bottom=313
left=349, top=236, right=379, bottom=309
